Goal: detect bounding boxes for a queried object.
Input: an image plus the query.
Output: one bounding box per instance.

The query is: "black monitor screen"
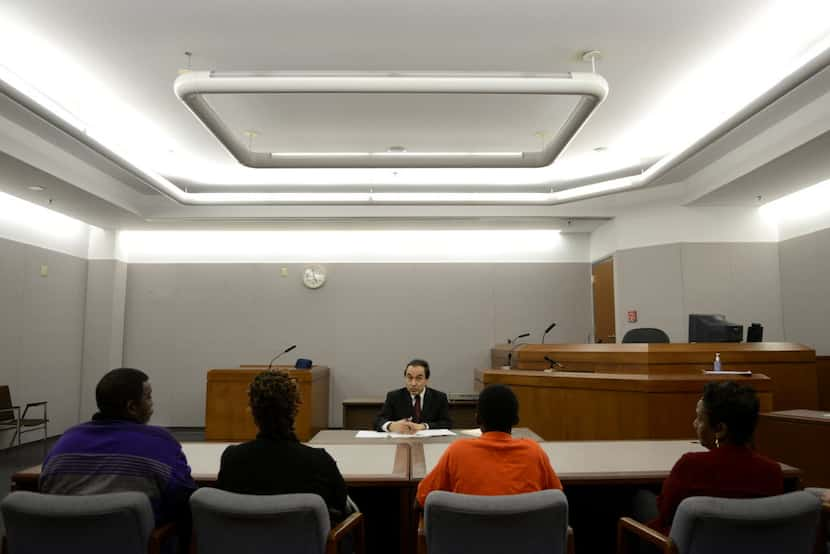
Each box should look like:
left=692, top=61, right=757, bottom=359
left=688, top=314, right=743, bottom=343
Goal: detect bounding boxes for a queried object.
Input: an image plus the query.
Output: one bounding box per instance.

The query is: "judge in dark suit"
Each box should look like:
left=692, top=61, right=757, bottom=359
left=374, top=359, right=452, bottom=433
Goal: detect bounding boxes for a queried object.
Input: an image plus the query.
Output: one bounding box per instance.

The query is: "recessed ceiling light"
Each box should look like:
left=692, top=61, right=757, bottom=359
left=27, top=185, right=46, bottom=191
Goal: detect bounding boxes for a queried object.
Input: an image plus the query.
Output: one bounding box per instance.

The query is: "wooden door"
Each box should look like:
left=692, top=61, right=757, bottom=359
left=592, top=257, right=616, bottom=343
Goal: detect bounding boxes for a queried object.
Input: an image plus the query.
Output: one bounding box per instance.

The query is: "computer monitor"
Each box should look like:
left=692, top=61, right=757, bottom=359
left=688, top=314, right=743, bottom=343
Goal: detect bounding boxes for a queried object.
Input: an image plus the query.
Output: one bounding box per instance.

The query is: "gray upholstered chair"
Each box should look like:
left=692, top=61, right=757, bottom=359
left=806, top=488, right=830, bottom=554
left=189, top=488, right=364, bottom=554
left=421, top=489, right=572, bottom=554
left=617, top=491, right=822, bottom=554
left=0, top=490, right=175, bottom=554
left=621, top=328, right=670, bottom=343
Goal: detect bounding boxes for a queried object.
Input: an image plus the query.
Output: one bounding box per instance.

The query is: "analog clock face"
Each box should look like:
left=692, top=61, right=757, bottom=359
left=302, top=264, right=327, bottom=289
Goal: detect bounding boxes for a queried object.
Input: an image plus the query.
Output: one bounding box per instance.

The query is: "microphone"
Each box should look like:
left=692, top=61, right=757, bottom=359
left=544, top=355, right=562, bottom=370
left=541, top=322, right=557, bottom=344
left=267, top=345, right=297, bottom=369
left=505, top=333, right=530, bottom=367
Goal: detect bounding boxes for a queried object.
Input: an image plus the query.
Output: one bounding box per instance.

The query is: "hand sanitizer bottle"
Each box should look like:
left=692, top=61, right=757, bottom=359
left=713, top=353, right=722, bottom=372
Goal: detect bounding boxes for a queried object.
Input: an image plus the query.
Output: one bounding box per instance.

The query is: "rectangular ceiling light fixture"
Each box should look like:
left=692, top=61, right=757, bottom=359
left=174, top=71, right=608, bottom=169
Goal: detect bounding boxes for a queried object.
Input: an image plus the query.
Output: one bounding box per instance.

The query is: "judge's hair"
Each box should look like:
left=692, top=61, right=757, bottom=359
left=405, top=359, right=431, bottom=379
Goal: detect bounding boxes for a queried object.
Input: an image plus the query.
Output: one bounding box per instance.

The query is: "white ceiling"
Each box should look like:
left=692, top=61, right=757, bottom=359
left=0, top=0, right=829, bottom=226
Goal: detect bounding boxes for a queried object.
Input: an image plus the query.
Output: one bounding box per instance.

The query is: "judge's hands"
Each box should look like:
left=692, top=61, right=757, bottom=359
left=388, top=419, right=427, bottom=434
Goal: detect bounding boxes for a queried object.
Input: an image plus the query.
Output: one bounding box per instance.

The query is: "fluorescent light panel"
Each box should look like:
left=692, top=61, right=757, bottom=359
left=118, top=229, right=564, bottom=263
left=759, top=178, right=830, bottom=221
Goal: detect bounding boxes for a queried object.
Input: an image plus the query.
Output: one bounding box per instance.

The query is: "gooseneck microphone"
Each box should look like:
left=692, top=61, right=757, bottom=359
left=267, top=344, right=297, bottom=369
left=541, top=322, right=557, bottom=344
left=544, top=355, right=562, bottom=370
left=506, top=334, right=530, bottom=368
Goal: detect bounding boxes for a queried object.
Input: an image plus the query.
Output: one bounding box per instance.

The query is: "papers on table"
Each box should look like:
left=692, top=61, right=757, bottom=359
left=703, top=370, right=752, bottom=376
left=459, top=428, right=482, bottom=437
left=355, top=429, right=456, bottom=438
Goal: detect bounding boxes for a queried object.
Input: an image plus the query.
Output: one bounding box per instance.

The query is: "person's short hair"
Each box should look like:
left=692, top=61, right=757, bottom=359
left=249, top=370, right=299, bottom=438
left=96, top=368, right=149, bottom=419
left=702, top=381, right=760, bottom=445
left=405, top=359, right=430, bottom=379
left=477, top=384, right=519, bottom=433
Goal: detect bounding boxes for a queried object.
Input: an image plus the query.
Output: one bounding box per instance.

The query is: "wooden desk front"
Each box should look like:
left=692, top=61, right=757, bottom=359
left=492, top=342, right=818, bottom=410
left=755, top=409, right=830, bottom=488
left=204, top=366, right=329, bottom=442
left=342, top=397, right=478, bottom=429
left=475, top=369, right=773, bottom=441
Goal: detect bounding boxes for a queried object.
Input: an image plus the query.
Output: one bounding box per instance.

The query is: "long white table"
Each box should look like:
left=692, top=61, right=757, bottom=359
left=182, top=441, right=409, bottom=484
left=412, top=439, right=798, bottom=485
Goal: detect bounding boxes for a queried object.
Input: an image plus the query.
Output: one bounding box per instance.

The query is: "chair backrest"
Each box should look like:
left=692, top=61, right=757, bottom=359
left=190, top=488, right=331, bottom=554
left=805, top=488, right=830, bottom=554
left=621, top=328, right=670, bottom=343
left=669, top=491, right=821, bottom=554
left=0, top=385, right=14, bottom=420
left=424, top=489, right=568, bottom=554
left=1, top=490, right=154, bottom=554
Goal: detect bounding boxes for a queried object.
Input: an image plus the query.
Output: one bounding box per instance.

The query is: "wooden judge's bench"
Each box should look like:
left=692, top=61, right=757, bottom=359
left=481, top=342, right=818, bottom=441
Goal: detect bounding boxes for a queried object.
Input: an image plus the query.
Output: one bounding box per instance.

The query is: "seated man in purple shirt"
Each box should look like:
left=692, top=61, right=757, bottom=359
left=40, top=368, right=196, bottom=529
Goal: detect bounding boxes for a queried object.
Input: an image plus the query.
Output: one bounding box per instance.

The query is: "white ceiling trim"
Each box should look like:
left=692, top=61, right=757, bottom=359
left=1, top=41, right=830, bottom=206
left=174, top=71, right=608, bottom=168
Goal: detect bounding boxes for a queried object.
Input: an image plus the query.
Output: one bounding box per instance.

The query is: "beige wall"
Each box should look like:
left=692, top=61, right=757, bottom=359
left=122, top=262, right=592, bottom=427
left=0, top=237, right=87, bottom=444
left=614, top=242, right=784, bottom=344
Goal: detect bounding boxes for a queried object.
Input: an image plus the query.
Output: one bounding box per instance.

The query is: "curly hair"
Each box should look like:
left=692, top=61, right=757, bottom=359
left=702, top=381, right=760, bottom=445
left=249, top=370, right=300, bottom=438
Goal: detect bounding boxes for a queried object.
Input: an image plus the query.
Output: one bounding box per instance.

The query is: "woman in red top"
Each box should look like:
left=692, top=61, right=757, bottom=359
left=648, top=381, right=784, bottom=534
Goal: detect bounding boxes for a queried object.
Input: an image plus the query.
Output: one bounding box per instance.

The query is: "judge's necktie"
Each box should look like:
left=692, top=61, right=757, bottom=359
left=413, top=395, right=422, bottom=422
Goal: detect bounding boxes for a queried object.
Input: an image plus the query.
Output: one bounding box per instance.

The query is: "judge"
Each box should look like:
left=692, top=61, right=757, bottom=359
left=374, top=359, right=452, bottom=433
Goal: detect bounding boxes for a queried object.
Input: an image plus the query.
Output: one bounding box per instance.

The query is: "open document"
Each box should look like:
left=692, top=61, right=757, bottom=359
left=355, top=429, right=456, bottom=438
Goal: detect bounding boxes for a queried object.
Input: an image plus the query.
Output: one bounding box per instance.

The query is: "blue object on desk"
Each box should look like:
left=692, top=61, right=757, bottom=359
left=294, top=358, right=313, bottom=369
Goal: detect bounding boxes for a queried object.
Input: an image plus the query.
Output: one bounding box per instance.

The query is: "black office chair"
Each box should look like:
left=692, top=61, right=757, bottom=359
left=621, top=328, right=670, bottom=344
left=0, top=385, right=48, bottom=450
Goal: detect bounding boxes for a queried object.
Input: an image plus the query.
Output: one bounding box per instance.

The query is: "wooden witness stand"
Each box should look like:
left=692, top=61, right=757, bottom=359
left=484, top=342, right=818, bottom=441
left=204, top=365, right=329, bottom=442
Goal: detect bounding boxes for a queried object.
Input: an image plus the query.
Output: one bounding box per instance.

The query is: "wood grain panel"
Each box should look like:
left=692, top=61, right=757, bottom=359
left=756, top=410, right=830, bottom=488
left=478, top=369, right=773, bottom=441
left=204, top=366, right=329, bottom=442
left=504, top=342, right=816, bottom=409
left=592, top=257, right=616, bottom=344
left=818, top=356, right=830, bottom=410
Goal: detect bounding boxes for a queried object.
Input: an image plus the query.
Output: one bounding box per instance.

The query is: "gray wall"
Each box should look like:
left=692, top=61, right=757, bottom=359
left=79, top=260, right=128, bottom=419
left=779, top=227, right=830, bottom=355
left=123, top=262, right=592, bottom=427
left=615, top=242, right=784, bottom=343
left=0, top=237, right=87, bottom=443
